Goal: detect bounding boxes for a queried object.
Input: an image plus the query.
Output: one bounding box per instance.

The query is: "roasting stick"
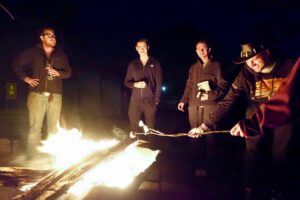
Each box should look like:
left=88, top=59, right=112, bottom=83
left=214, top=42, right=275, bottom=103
left=130, top=130, right=230, bottom=138
left=129, top=120, right=230, bottom=138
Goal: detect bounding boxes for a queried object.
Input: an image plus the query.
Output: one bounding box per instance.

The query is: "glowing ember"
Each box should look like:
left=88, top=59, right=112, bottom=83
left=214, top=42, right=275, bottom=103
left=37, top=127, right=119, bottom=169
left=19, top=183, right=37, bottom=192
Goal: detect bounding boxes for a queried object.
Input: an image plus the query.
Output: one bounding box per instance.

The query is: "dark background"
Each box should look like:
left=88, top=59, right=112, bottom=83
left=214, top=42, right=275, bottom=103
left=0, top=0, right=300, bottom=134
left=0, top=2, right=299, bottom=199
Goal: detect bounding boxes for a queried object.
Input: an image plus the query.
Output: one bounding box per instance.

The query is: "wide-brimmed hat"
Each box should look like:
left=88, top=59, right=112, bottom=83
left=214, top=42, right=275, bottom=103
left=233, top=42, right=268, bottom=64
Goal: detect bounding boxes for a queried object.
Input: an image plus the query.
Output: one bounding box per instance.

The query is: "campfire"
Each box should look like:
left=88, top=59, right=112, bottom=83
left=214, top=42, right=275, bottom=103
left=1, top=125, right=160, bottom=200
left=2, top=120, right=229, bottom=199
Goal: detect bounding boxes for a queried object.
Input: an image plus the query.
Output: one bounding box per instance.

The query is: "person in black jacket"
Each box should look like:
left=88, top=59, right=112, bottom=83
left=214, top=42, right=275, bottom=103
left=230, top=57, right=300, bottom=200
left=230, top=57, right=300, bottom=138
left=178, top=39, right=228, bottom=176
left=124, top=38, right=162, bottom=137
left=12, top=26, right=72, bottom=159
left=189, top=42, right=294, bottom=199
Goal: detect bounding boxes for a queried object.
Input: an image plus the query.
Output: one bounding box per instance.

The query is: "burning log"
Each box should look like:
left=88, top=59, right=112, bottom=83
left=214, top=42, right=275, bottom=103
left=0, top=167, right=51, bottom=187
left=58, top=141, right=161, bottom=200
left=10, top=140, right=134, bottom=200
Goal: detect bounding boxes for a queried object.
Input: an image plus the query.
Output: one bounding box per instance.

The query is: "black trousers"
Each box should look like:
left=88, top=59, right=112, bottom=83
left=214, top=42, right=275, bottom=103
left=188, top=105, right=217, bottom=172
left=128, top=98, right=157, bottom=132
left=244, top=122, right=293, bottom=190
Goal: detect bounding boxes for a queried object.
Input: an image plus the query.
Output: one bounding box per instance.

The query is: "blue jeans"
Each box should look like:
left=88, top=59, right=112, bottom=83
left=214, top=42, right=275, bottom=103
left=27, top=92, right=62, bottom=155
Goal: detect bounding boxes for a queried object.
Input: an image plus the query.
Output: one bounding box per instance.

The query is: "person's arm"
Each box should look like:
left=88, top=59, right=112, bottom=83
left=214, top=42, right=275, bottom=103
left=11, top=48, right=33, bottom=80
left=232, top=57, right=300, bottom=137
left=207, top=64, right=229, bottom=101
left=12, top=48, right=40, bottom=87
left=204, top=73, right=246, bottom=127
left=124, top=63, right=135, bottom=88
left=189, top=79, right=245, bottom=136
left=179, top=66, right=193, bottom=104
left=54, top=51, right=72, bottom=79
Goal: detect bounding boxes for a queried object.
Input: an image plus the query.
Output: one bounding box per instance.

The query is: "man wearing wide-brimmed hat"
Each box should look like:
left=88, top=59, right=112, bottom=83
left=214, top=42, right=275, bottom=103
left=189, top=41, right=295, bottom=199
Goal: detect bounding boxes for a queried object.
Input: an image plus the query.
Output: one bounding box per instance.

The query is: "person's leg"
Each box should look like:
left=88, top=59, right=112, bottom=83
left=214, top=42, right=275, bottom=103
left=128, top=99, right=142, bottom=132
left=46, top=94, right=62, bottom=136
left=141, top=98, right=157, bottom=143
left=189, top=106, right=207, bottom=176
left=270, top=123, right=293, bottom=196
left=244, top=135, right=268, bottom=198
left=142, top=98, right=157, bottom=129
left=203, top=105, right=217, bottom=175
left=188, top=105, right=199, bottom=128
left=27, top=92, right=47, bottom=158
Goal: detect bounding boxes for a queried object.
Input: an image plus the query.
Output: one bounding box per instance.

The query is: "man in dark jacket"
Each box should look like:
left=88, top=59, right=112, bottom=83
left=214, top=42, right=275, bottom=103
left=230, top=56, right=300, bottom=137
left=12, top=26, right=72, bottom=158
left=231, top=57, right=300, bottom=199
left=189, top=42, right=294, bottom=199
left=178, top=39, right=228, bottom=176
left=124, top=38, right=162, bottom=136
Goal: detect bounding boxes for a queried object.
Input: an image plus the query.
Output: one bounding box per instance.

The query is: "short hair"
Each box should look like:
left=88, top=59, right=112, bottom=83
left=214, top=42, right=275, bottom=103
left=196, top=39, right=213, bottom=59
left=136, top=38, right=149, bottom=46
left=38, top=26, right=55, bottom=36
left=196, top=39, right=211, bottom=48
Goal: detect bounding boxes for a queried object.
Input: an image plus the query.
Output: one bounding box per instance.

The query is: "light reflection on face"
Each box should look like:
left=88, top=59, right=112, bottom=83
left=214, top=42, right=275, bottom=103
left=245, top=51, right=269, bottom=73
left=135, top=42, right=149, bottom=56
left=196, top=42, right=210, bottom=61
left=41, top=29, right=56, bottom=47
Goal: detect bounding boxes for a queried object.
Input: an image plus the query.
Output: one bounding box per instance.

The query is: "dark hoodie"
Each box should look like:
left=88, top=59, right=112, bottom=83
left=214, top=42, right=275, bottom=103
left=205, top=58, right=294, bottom=127
left=124, top=56, right=162, bottom=104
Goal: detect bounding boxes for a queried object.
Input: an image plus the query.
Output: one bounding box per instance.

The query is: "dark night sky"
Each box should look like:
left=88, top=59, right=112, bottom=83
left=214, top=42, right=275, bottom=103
left=1, top=0, right=300, bottom=97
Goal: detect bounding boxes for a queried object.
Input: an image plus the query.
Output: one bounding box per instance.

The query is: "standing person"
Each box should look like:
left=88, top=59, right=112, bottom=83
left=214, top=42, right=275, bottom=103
left=178, top=40, right=228, bottom=176
left=124, top=38, right=162, bottom=139
left=189, top=42, right=294, bottom=199
left=12, top=26, right=72, bottom=158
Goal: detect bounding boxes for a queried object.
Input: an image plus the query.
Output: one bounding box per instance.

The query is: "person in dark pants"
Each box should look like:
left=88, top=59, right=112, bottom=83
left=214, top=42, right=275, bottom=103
left=231, top=56, right=300, bottom=200
left=189, top=42, right=294, bottom=199
left=178, top=39, right=228, bottom=176
left=12, top=26, right=72, bottom=159
left=124, top=38, right=162, bottom=140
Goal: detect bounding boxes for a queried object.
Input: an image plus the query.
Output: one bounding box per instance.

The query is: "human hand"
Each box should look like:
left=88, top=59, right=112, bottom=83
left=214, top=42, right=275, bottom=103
left=46, top=67, right=60, bottom=77
left=200, top=93, right=208, bottom=101
left=230, top=123, right=247, bottom=138
left=134, top=81, right=147, bottom=88
left=188, top=123, right=209, bottom=138
left=24, top=77, right=39, bottom=87
left=177, top=102, right=185, bottom=112
left=188, top=127, right=204, bottom=138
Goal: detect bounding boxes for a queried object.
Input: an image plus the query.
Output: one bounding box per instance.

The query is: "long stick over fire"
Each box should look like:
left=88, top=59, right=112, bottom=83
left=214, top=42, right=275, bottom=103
left=130, top=120, right=230, bottom=138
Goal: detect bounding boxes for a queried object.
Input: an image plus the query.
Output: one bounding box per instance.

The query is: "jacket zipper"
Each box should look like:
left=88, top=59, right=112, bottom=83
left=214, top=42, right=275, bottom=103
left=141, top=65, right=144, bottom=98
